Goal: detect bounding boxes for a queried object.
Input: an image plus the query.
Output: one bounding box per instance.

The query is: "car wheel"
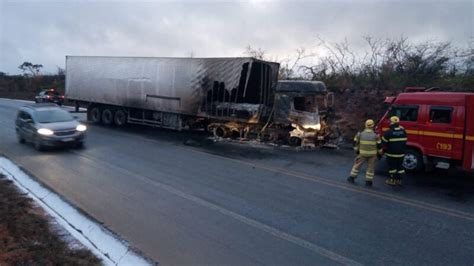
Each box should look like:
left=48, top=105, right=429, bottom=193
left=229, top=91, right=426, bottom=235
left=34, top=138, right=44, bottom=151
left=114, top=109, right=127, bottom=126
left=17, top=134, right=25, bottom=144
left=89, top=107, right=101, bottom=123
left=403, top=148, right=424, bottom=173
left=102, top=108, right=114, bottom=125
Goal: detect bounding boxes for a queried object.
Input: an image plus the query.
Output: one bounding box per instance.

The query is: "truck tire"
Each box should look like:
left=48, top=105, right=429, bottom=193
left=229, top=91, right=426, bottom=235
left=289, top=136, right=302, bottom=146
left=403, top=148, right=424, bottom=173
left=213, top=126, right=228, bottom=138
left=114, top=109, right=127, bottom=126
left=101, top=108, right=114, bottom=125
left=89, top=107, right=101, bottom=123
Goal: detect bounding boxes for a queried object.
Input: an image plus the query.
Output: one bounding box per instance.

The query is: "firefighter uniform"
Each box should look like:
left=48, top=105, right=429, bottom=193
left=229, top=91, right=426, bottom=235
left=348, top=119, right=382, bottom=186
left=382, top=116, right=407, bottom=186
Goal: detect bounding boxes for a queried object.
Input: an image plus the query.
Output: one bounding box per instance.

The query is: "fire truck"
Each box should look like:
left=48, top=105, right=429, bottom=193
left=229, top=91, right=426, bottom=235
left=377, top=90, right=474, bottom=172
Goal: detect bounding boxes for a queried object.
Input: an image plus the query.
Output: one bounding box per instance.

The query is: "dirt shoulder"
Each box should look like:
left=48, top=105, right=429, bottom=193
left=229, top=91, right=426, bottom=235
left=0, top=174, right=100, bottom=265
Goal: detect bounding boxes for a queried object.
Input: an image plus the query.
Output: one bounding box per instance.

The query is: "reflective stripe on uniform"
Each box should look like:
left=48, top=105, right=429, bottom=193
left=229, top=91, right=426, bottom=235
left=385, top=153, right=405, bottom=158
left=360, top=140, right=377, bottom=145
left=398, top=170, right=405, bottom=174
left=388, top=138, right=407, bottom=142
left=389, top=169, right=397, bottom=174
left=359, top=150, right=377, bottom=156
left=382, top=136, right=388, bottom=142
left=350, top=169, right=358, bottom=176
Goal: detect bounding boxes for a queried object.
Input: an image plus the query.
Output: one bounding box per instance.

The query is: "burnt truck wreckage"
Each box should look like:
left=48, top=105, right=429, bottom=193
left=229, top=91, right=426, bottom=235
left=66, top=56, right=334, bottom=146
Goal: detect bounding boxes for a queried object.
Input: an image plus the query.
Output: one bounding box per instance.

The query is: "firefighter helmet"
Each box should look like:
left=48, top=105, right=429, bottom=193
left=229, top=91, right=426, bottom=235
left=365, top=119, right=375, bottom=129
left=390, top=116, right=400, bottom=124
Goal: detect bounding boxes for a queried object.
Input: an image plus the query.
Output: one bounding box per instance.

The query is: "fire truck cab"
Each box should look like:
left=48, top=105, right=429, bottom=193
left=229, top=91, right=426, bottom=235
left=377, top=91, right=474, bottom=172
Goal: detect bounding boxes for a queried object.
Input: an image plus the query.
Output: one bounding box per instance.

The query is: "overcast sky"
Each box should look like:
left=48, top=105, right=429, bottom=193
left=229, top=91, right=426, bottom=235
left=0, top=0, right=472, bottom=74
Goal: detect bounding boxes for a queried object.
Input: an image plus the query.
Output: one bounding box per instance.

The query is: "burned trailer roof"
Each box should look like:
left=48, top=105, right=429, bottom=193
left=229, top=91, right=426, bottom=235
left=276, top=80, right=327, bottom=93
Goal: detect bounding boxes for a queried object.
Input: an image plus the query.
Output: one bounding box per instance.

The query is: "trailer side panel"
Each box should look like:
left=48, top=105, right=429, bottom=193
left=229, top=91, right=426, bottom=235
left=66, top=56, right=279, bottom=122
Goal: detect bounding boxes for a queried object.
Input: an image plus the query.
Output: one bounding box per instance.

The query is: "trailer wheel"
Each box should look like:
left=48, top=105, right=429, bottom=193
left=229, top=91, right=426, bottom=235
left=101, top=108, right=114, bottom=125
left=403, top=148, right=424, bottom=173
left=114, top=109, right=127, bottom=126
left=89, top=107, right=101, bottom=123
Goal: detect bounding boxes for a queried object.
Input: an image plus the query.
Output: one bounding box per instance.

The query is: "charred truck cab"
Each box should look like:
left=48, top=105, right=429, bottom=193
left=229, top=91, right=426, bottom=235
left=273, top=81, right=333, bottom=146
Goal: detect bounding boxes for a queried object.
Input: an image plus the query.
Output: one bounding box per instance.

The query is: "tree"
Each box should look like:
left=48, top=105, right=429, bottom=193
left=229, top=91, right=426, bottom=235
left=244, top=45, right=266, bottom=60
left=18, top=62, right=43, bottom=76
left=57, top=66, right=66, bottom=77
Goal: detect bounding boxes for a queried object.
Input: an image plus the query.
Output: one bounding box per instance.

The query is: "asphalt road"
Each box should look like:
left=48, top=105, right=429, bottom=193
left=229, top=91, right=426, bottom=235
left=0, top=98, right=473, bottom=265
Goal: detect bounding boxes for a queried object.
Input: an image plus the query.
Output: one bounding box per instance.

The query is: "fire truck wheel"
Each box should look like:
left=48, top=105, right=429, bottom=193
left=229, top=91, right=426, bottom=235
left=403, top=149, right=424, bottom=172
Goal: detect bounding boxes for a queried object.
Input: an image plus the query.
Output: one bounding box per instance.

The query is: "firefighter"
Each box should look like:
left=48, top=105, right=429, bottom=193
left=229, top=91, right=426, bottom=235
left=347, top=119, right=383, bottom=187
left=382, top=116, right=407, bottom=186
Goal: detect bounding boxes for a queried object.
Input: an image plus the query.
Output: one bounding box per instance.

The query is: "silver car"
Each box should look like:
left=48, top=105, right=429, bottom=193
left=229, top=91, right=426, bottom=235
left=15, top=103, right=87, bottom=151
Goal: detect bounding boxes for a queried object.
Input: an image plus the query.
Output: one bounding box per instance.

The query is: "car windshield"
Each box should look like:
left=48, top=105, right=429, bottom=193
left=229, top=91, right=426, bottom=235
left=34, top=109, right=73, bottom=123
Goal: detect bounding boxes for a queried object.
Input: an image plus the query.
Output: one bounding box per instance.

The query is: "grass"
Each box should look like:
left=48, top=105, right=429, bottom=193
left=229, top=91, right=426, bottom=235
left=0, top=174, right=101, bottom=265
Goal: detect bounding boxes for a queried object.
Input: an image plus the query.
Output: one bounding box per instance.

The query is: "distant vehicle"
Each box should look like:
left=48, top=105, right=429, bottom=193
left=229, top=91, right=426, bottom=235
left=65, top=56, right=334, bottom=146
left=377, top=90, right=474, bottom=172
left=35, top=89, right=64, bottom=105
left=15, top=103, right=87, bottom=151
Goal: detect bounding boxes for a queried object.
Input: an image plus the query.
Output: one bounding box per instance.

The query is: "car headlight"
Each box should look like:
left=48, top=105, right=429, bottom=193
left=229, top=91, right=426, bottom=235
left=76, top=124, right=87, bottom=132
left=37, top=128, right=54, bottom=136
left=302, top=123, right=321, bottom=130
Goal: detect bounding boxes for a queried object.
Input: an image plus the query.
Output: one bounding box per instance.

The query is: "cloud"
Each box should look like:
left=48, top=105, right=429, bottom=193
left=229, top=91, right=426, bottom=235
left=0, top=0, right=472, bottom=74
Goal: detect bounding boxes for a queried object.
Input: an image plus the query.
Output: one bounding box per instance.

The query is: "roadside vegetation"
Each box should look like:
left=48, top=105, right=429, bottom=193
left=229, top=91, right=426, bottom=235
left=0, top=174, right=100, bottom=265
left=247, top=36, right=473, bottom=139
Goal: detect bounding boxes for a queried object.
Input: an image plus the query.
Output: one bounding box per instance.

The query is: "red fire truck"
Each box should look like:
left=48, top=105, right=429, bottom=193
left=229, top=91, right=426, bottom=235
left=377, top=91, right=474, bottom=172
